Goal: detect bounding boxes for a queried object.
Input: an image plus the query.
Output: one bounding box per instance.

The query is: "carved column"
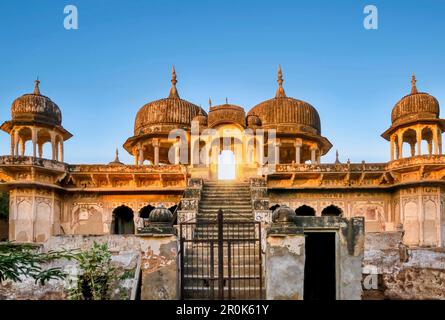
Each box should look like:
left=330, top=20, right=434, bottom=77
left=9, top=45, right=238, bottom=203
left=139, top=144, right=144, bottom=165
left=433, top=127, right=439, bottom=155
left=428, top=140, right=432, bottom=155
left=416, top=127, right=422, bottom=155
left=14, top=130, right=19, bottom=156
left=310, top=146, right=317, bottom=164
left=38, top=143, right=43, bottom=158
left=390, top=135, right=395, bottom=161
left=19, top=138, right=25, bottom=156
left=50, top=132, right=56, bottom=160
left=294, top=139, right=302, bottom=164
left=10, top=131, right=15, bottom=156
left=397, top=132, right=403, bottom=159
left=32, top=128, right=37, bottom=158
left=60, top=140, right=64, bottom=162
left=274, top=141, right=280, bottom=165
left=410, top=142, right=415, bottom=157
left=153, top=139, right=160, bottom=165
left=439, top=130, right=443, bottom=155
left=133, top=148, right=139, bottom=165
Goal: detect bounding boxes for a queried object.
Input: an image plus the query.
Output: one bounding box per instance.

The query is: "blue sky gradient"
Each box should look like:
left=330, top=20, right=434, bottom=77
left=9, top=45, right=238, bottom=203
left=0, top=0, right=444, bottom=164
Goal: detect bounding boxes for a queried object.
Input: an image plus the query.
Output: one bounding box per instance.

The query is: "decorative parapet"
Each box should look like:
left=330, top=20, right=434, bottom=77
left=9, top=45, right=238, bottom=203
left=0, top=155, right=67, bottom=171
left=388, top=155, right=445, bottom=170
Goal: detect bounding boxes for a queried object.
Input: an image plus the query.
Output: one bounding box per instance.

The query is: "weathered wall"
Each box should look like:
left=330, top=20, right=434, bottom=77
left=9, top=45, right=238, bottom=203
left=268, top=189, right=393, bottom=233
left=7, top=186, right=182, bottom=242
left=363, top=232, right=445, bottom=300
left=139, top=235, right=179, bottom=300
left=8, top=187, right=62, bottom=243
left=269, top=185, right=445, bottom=248
left=265, top=234, right=305, bottom=300
left=0, top=235, right=179, bottom=300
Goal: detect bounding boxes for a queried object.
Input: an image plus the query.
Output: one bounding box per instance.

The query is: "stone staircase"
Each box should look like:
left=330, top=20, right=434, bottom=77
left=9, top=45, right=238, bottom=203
left=181, top=181, right=263, bottom=299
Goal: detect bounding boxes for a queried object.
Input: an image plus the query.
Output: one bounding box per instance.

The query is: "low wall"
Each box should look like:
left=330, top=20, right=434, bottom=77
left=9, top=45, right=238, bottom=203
left=363, top=232, right=445, bottom=300
left=0, top=234, right=179, bottom=300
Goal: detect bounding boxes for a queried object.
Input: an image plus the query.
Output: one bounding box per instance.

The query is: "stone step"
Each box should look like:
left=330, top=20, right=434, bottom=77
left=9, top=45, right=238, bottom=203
left=182, top=285, right=263, bottom=300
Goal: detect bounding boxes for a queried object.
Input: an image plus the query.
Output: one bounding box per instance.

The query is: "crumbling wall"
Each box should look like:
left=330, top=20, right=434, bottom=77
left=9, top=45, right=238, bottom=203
left=363, top=232, right=445, bottom=300
left=0, top=235, right=153, bottom=300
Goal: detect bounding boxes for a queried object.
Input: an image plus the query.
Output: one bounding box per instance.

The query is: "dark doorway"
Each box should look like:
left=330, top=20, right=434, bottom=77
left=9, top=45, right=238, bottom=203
left=295, top=205, right=316, bottom=216
left=112, top=205, right=135, bottom=234
left=304, top=232, right=336, bottom=300
left=321, top=205, right=342, bottom=216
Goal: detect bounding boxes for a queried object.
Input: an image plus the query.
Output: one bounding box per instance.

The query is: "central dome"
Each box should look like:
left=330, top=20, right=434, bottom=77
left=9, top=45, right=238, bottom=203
left=134, top=67, right=205, bottom=136
left=248, top=66, right=321, bottom=135
left=391, top=75, right=439, bottom=126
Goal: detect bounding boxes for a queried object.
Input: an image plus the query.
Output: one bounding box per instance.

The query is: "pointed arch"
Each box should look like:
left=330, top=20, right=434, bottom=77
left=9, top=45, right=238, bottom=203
left=295, top=205, right=316, bottom=216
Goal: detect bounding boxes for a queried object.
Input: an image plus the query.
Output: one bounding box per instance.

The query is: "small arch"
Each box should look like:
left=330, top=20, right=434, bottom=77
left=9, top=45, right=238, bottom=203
left=402, top=128, right=417, bottom=158
left=139, top=204, right=155, bottom=219
left=321, top=205, right=342, bottom=217
left=112, top=205, right=134, bottom=235
left=421, top=127, right=433, bottom=155
left=295, top=205, right=316, bottom=216
left=269, top=204, right=280, bottom=212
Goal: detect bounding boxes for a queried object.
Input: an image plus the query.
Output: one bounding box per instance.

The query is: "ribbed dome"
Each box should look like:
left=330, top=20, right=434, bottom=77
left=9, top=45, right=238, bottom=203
left=248, top=65, right=321, bottom=134
left=249, top=97, right=321, bottom=133
left=391, top=75, right=439, bottom=125
left=11, top=80, right=62, bottom=126
left=134, top=67, right=204, bottom=135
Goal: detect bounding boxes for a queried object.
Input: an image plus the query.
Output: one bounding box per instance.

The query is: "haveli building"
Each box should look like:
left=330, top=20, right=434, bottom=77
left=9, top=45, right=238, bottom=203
left=0, top=66, right=444, bottom=300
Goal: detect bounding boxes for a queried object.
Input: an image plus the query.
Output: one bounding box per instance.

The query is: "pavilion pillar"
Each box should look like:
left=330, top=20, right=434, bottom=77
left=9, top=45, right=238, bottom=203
left=410, top=142, right=415, bottom=157
left=433, top=128, right=439, bottom=155
left=274, top=141, right=280, bottom=165
left=139, top=145, right=144, bottom=165
left=428, top=140, right=432, bottom=155
left=50, top=133, right=56, bottom=160
left=14, top=130, right=19, bottom=156
left=60, top=141, right=64, bottom=162
left=390, top=135, right=394, bottom=161
left=153, top=139, right=160, bottom=165
left=397, top=132, right=403, bottom=159
left=310, top=146, right=317, bottom=164
left=19, top=138, right=25, bottom=156
left=10, top=131, right=15, bottom=156
left=294, top=139, right=302, bottom=164
left=416, top=127, right=422, bottom=155
left=38, top=143, right=43, bottom=158
left=32, top=128, right=37, bottom=158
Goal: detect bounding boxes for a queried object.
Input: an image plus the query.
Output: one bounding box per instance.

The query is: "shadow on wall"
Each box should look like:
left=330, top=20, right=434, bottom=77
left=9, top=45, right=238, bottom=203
left=0, top=219, right=8, bottom=241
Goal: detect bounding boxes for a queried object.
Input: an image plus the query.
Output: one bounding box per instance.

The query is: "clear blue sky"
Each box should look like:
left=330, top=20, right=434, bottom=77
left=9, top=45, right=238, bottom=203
left=0, top=0, right=444, bottom=164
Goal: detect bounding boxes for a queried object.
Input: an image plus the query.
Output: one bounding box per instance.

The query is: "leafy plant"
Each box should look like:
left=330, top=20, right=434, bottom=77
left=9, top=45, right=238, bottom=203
left=0, top=242, right=73, bottom=285
left=68, top=242, right=117, bottom=300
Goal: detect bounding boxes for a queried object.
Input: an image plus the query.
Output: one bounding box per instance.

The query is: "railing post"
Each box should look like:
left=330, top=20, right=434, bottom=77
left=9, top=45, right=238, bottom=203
left=217, top=208, right=224, bottom=300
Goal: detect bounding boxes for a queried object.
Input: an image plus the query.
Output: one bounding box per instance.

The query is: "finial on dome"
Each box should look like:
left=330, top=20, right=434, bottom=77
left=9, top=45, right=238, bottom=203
left=169, top=65, right=180, bottom=98
left=411, top=73, right=418, bottom=94
left=275, top=64, right=286, bottom=98
left=209, top=97, right=212, bottom=107
left=225, top=97, right=228, bottom=104
left=114, top=148, right=120, bottom=162
left=34, top=77, right=41, bottom=95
